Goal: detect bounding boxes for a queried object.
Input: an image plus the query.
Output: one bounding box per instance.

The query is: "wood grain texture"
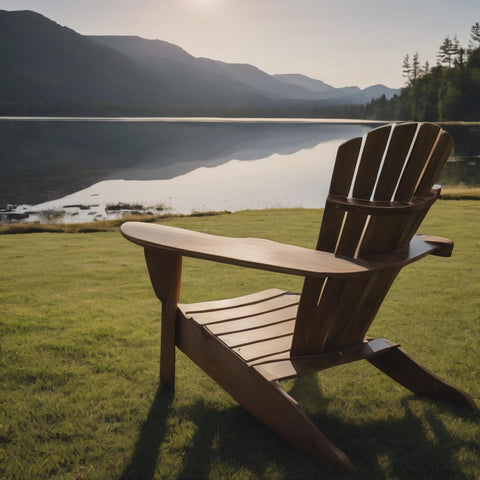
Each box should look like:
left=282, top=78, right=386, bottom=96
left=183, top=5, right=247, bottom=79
left=176, top=310, right=354, bottom=469
left=368, top=347, right=478, bottom=411
left=121, top=122, right=478, bottom=470
left=144, top=249, right=182, bottom=389
left=121, top=224, right=441, bottom=278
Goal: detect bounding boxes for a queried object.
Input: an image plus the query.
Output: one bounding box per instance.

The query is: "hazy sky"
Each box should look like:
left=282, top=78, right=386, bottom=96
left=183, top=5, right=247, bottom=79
left=1, top=0, right=478, bottom=88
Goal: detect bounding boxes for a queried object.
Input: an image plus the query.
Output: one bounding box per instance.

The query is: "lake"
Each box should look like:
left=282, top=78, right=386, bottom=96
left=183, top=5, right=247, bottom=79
left=1, top=118, right=479, bottom=223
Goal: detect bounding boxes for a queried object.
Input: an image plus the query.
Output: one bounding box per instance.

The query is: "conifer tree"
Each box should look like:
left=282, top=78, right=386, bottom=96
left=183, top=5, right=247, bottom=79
left=412, top=52, right=420, bottom=79
left=402, top=54, right=411, bottom=82
left=438, top=36, right=454, bottom=67
left=470, top=22, right=480, bottom=47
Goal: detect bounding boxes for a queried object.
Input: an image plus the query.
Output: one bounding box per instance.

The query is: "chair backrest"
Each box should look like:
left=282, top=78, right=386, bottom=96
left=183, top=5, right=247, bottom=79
left=291, top=122, right=453, bottom=356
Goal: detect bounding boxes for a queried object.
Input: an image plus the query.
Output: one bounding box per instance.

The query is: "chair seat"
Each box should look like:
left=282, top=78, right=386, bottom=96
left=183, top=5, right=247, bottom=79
left=178, top=289, right=300, bottom=365
left=178, top=289, right=399, bottom=382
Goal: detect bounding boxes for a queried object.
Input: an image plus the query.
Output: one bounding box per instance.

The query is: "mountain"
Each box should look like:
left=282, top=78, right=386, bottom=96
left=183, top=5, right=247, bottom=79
left=0, top=10, right=274, bottom=111
left=274, top=75, right=397, bottom=103
left=0, top=10, right=172, bottom=105
left=89, top=36, right=332, bottom=101
left=0, top=9, right=399, bottom=114
left=360, top=84, right=398, bottom=101
left=90, top=36, right=399, bottom=104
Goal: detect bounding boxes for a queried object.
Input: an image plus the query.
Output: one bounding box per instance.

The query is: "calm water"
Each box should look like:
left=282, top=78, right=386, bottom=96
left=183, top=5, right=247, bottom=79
left=1, top=118, right=479, bottom=223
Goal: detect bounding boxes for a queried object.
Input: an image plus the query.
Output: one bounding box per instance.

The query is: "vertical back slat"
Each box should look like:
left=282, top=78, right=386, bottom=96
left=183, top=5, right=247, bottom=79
left=329, top=137, right=363, bottom=197
left=416, top=131, right=453, bottom=195
left=373, top=123, right=418, bottom=201
left=335, top=268, right=401, bottom=347
left=353, top=124, right=392, bottom=198
left=397, top=131, right=453, bottom=248
left=292, top=137, right=361, bottom=355
left=292, top=123, right=453, bottom=357
left=313, top=125, right=393, bottom=351
left=394, top=123, right=441, bottom=201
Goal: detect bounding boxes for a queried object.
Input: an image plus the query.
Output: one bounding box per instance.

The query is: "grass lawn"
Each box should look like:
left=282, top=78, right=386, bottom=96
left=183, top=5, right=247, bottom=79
left=1, top=202, right=479, bottom=480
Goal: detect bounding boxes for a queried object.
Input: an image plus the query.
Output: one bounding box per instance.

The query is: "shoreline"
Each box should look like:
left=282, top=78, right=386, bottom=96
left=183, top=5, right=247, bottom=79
left=0, top=116, right=479, bottom=125
left=0, top=116, right=385, bottom=124
left=1, top=190, right=479, bottom=234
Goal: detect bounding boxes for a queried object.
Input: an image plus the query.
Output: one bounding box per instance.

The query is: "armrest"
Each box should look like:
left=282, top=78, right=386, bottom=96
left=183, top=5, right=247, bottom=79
left=415, top=234, right=454, bottom=257
left=121, top=222, right=444, bottom=278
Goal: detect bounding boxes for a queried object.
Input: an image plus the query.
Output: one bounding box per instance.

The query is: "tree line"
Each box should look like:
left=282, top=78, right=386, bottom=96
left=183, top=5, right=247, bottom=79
left=364, top=23, right=480, bottom=121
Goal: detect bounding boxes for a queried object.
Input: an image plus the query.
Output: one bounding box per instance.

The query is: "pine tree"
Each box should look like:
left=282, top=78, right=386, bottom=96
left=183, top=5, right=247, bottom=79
left=402, top=54, right=411, bottom=83
left=437, top=36, right=454, bottom=67
left=470, top=22, right=480, bottom=47
left=412, top=52, right=420, bottom=80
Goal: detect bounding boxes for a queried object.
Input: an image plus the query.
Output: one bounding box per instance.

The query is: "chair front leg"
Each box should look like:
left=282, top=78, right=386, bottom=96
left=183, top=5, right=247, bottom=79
left=144, top=248, right=182, bottom=390
left=368, top=346, right=478, bottom=411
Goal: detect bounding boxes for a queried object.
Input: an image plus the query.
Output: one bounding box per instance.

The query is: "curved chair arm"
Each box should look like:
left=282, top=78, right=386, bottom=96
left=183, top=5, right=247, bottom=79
left=121, top=222, right=450, bottom=278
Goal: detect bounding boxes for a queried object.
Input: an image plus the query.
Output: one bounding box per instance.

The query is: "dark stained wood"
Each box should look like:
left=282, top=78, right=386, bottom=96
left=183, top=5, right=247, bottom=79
left=121, top=122, right=478, bottom=470
left=190, top=294, right=298, bottom=325
left=254, top=338, right=398, bottom=382
left=416, top=133, right=453, bottom=195
left=415, top=234, right=453, bottom=257
left=373, top=122, right=418, bottom=201
left=328, top=136, right=363, bottom=197
left=206, top=304, right=298, bottom=335
left=368, top=347, right=479, bottom=411
left=325, top=192, right=436, bottom=215
left=121, top=224, right=443, bottom=278
left=353, top=124, right=392, bottom=199
left=335, top=268, right=400, bottom=348
left=395, top=123, right=441, bottom=201
left=144, top=249, right=182, bottom=389
left=232, top=335, right=293, bottom=363
left=121, top=222, right=372, bottom=278
left=218, top=319, right=296, bottom=348
left=180, top=288, right=286, bottom=314
left=176, top=313, right=354, bottom=469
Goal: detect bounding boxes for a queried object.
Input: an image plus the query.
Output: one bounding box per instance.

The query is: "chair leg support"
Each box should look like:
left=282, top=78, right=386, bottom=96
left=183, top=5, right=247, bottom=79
left=368, top=346, right=478, bottom=411
left=144, top=249, right=182, bottom=390
left=176, top=316, right=353, bottom=470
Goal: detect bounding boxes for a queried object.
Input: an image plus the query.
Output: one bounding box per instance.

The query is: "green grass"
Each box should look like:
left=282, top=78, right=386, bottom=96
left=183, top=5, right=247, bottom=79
left=1, top=203, right=479, bottom=480
left=440, top=186, right=480, bottom=200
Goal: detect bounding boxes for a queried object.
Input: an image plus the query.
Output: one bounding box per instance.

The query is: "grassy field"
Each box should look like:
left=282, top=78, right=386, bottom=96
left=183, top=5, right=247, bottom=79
left=1, top=202, right=479, bottom=480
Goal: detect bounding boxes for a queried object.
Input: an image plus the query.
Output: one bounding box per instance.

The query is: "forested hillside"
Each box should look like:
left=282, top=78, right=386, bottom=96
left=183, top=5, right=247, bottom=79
left=365, top=23, right=480, bottom=121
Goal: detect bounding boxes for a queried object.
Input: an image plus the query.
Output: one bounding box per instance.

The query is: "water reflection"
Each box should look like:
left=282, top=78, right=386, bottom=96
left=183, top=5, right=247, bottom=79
left=0, top=120, right=478, bottom=223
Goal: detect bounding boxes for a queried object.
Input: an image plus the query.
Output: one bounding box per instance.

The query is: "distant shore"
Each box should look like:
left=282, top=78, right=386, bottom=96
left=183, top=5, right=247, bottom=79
left=1, top=189, right=479, bottom=234
left=0, top=116, right=386, bottom=123
left=1, top=116, right=479, bottom=126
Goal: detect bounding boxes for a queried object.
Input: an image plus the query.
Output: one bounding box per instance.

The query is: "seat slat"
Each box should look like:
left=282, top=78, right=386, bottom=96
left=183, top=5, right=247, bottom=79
left=179, top=288, right=287, bottom=314
left=188, top=294, right=299, bottom=325
left=218, top=319, right=296, bottom=348
left=206, top=304, right=298, bottom=335
left=233, top=335, right=293, bottom=362
left=254, top=338, right=399, bottom=382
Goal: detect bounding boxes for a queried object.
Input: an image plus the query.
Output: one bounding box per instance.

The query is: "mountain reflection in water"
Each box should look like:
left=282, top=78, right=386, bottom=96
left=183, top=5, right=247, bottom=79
left=0, top=119, right=478, bottom=223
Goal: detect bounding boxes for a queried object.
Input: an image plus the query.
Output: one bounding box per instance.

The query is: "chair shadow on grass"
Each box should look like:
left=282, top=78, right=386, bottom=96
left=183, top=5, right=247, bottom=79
left=121, top=375, right=476, bottom=480
left=120, top=387, right=173, bottom=480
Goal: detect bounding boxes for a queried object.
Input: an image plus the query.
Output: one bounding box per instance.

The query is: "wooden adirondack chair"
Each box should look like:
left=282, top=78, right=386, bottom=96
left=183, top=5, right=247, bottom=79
left=121, top=122, right=478, bottom=469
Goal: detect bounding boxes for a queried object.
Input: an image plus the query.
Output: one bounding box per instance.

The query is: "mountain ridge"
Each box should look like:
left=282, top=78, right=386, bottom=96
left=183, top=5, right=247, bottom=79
left=0, top=9, right=398, bottom=114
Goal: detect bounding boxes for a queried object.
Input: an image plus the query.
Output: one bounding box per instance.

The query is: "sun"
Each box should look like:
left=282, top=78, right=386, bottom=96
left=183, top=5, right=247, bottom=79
left=190, top=0, right=220, bottom=7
